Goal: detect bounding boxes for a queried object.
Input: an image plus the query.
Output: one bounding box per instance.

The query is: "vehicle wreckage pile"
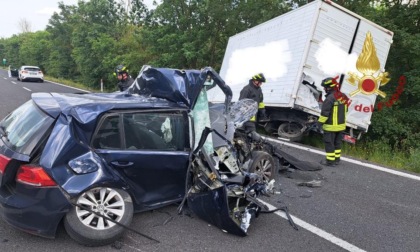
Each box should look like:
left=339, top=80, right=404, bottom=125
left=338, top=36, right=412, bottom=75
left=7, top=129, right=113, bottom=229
left=131, top=66, right=319, bottom=236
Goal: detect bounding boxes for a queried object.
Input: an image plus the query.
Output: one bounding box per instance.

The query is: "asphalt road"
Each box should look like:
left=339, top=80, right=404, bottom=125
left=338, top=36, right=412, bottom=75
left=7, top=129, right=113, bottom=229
left=0, top=69, right=419, bottom=252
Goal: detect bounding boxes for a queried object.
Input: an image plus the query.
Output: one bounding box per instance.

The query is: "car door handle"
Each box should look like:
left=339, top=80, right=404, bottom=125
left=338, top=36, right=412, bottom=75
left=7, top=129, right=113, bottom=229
left=111, top=161, right=134, bottom=167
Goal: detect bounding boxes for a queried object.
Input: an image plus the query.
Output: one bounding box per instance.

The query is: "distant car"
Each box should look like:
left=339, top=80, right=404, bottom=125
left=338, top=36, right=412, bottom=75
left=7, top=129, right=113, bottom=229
left=17, top=65, right=44, bottom=82
left=8, top=65, right=18, bottom=77
left=0, top=67, right=278, bottom=246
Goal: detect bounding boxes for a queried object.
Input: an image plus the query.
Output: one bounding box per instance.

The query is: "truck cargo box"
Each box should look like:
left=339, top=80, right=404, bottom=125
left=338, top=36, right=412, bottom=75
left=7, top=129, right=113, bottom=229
left=207, top=0, right=393, bottom=141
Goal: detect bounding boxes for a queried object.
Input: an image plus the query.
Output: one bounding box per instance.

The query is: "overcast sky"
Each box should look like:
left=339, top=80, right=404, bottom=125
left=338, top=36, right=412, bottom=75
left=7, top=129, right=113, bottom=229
left=0, top=0, right=156, bottom=38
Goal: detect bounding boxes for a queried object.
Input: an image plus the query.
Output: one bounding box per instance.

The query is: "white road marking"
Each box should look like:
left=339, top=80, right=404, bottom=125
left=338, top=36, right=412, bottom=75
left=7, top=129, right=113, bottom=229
left=3, top=77, right=6, bottom=80
left=22, top=87, right=31, bottom=92
left=258, top=137, right=419, bottom=251
left=11, top=81, right=16, bottom=84
left=261, top=200, right=367, bottom=252
left=45, top=80, right=90, bottom=93
left=267, top=138, right=420, bottom=181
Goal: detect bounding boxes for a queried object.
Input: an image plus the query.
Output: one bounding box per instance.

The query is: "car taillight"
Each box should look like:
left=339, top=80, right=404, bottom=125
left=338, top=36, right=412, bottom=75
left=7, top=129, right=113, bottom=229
left=22, top=70, right=28, bottom=74
left=39, top=71, right=43, bottom=74
left=16, top=165, right=57, bottom=187
left=0, top=154, right=11, bottom=175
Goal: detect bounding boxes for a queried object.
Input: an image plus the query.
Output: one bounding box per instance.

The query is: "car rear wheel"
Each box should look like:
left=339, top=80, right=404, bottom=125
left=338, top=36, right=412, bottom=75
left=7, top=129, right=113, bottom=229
left=64, top=187, right=133, bottom=246
left=248, top=151, right=275, bottom=181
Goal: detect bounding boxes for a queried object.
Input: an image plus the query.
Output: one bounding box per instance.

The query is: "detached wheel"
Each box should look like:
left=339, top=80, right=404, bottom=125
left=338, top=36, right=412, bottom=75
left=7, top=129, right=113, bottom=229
left=64, top=187, right=133, bottom=246
left=249, top=151, right=275, bottom=181
left=277, top=122, right=304, bottom=142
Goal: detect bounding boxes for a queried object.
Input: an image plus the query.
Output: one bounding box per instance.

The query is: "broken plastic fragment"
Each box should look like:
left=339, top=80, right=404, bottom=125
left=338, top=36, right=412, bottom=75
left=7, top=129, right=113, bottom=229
left=297, top=180, right=322, bottom=187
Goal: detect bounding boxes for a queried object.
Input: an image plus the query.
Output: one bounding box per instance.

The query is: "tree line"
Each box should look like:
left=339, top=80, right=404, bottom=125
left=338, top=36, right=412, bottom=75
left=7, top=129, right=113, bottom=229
left=0, top=0, right=419, bottom=161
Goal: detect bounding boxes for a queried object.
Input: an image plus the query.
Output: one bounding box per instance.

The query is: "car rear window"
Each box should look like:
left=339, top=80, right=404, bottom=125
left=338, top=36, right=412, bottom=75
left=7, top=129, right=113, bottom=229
left=24, top=67, right=40, bottom=71
left=0, top=100, right=54, bottom=155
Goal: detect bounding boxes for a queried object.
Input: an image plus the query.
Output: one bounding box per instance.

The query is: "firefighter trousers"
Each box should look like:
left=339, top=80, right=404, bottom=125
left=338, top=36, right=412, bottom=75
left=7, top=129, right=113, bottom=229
left=323, top=131, right=343, bottom=162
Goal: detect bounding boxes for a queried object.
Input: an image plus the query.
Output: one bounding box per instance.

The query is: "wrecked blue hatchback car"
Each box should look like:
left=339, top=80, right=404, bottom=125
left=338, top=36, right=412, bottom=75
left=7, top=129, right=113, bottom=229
left=0, top=67, right=280, bottom=246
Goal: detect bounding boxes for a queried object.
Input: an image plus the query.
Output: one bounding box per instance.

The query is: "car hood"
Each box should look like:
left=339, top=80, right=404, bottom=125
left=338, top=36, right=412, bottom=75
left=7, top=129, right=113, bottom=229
left=128, top=66, right=232, bottom=110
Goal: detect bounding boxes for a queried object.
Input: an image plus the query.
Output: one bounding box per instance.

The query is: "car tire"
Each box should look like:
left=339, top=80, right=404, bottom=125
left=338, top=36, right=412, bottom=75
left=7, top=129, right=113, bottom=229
left=64, top=187, right=133, bottom=247
left=248, top=151, right=276, bottom=181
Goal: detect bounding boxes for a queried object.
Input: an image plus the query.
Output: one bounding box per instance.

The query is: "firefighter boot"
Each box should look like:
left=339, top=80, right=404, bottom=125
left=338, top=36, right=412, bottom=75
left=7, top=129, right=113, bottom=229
left=335, top=157, right=341, bottom=166
left=320, top=159, right=335, bottom=167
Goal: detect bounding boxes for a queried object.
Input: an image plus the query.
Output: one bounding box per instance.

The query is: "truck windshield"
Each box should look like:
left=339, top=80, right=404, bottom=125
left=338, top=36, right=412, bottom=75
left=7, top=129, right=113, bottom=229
left=0, top=100, right=54, bottom=155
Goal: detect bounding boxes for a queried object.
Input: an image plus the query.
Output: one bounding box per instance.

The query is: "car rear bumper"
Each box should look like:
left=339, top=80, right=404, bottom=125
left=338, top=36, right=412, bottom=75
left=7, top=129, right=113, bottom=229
left=0, top=186, right=71, bottom=238
left=21, top=76, right=44, bottom=81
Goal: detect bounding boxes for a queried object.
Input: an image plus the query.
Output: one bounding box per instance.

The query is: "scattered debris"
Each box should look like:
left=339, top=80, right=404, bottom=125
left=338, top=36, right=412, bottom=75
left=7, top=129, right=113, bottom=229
left=297, top=180, right=322, bottom=188
left=111, top=241, right=123, bottom=250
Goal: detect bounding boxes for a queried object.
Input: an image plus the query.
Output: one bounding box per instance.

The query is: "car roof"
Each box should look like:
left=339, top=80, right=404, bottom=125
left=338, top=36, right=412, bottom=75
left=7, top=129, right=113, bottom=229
left=21, top=65, right=40, bottom=69
left=128, top=66, right=232, bottom=109
left=32, top=92, right=185, bottom=124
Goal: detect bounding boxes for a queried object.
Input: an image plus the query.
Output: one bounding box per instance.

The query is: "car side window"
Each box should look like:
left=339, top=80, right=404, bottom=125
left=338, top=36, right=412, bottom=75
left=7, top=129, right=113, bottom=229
left=92, top=115, right=121, bottom=149
left=92, top=112, right=187, bottom=151
left=123, top=113, right=186, bottom=151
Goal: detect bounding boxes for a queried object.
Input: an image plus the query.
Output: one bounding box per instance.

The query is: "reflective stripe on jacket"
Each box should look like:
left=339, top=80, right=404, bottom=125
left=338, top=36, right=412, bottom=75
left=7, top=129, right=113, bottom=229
left=318, top=91, right=347, bottom=132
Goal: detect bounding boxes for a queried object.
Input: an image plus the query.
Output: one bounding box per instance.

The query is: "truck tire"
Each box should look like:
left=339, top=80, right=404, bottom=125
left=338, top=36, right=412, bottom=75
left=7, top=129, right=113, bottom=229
left=64, top=187, right=133, bottom=247
left=277, top=122, right=304, bottom=142
left=248, top=151, right=275, bottom=181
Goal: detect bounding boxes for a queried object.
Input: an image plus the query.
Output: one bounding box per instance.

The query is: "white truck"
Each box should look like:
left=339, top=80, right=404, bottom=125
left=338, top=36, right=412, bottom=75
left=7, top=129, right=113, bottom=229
left=207, top=0, right=394, bottom=142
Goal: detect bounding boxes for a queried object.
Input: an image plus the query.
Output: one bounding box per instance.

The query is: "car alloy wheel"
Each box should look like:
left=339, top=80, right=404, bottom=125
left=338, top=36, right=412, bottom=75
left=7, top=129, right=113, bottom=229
left=248, top=151, right=275, bottom=181
left=64, top=187, right=133, bottom=246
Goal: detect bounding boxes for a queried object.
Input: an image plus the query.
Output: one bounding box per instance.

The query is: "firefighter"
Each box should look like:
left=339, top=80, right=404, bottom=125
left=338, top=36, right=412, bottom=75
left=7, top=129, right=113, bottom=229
left=239, top=73, right=269, bottom=133
left=317, top=77, right=348, bottom=166
left=114, top=64, right=135, bottom=91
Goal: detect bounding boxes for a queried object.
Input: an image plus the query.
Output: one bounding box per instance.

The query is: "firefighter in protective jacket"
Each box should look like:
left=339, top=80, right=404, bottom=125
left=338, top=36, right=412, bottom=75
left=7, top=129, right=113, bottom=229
left=239, top=73, right=269, bottom=132
left=114, top=64, right=135, bottom=91
left=317, top=77, right=348, bottom=166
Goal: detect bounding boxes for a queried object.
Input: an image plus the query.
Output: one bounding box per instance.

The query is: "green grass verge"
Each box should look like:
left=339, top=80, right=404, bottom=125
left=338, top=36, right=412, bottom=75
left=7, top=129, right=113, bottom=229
left=44, top=76, right=103, bottom=93
left=301, top=133, right=420, bottom=173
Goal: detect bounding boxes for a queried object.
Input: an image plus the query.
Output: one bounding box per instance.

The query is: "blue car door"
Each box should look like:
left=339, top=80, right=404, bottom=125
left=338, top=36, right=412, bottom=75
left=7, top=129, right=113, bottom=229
left=92, top=110, right=191, bottom=209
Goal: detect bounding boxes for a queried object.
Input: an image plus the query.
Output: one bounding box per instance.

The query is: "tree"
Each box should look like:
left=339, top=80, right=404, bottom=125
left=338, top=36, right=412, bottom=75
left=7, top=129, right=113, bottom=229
left=19, top=31, right=51, bottom=70
left=17, top=18, right=32, bottom=34
left=46, top=3, right=79, bottom=79
left=141, top=0, right=291, bottom=70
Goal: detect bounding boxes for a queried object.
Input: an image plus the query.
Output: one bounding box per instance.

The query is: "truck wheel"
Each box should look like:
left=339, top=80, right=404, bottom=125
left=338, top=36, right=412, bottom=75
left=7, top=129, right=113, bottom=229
left=277, top=122, right=304, bottom=142
left=64, top=187, right=133, bottom=247
left=249, top=151, right=275, bottom=181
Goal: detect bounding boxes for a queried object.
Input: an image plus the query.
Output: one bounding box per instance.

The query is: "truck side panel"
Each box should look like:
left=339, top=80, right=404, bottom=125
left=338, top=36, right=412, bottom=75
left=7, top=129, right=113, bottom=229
left=297, top=2, right=359, bottom=115
left=341, top=20, right=393, bottom=130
